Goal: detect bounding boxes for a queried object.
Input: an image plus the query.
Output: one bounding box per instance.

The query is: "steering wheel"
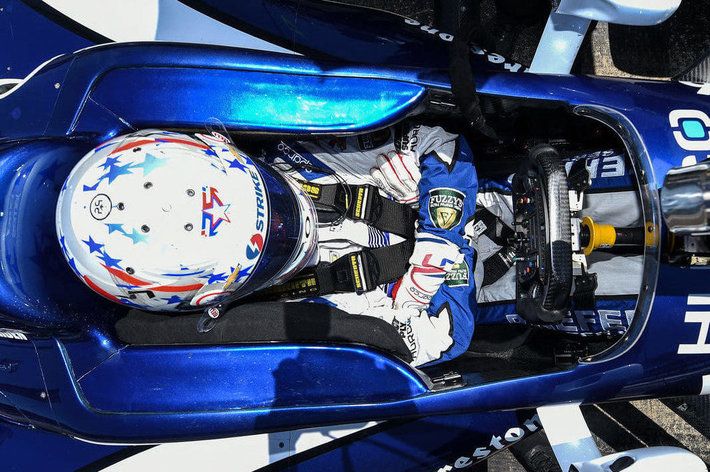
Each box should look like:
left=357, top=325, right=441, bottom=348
left=512, top=145, right=572, bottom=323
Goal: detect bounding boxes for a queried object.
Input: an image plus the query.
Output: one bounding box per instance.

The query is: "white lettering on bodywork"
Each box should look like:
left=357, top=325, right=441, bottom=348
left=678, top=295, right=710, bottom=355
left=0, top=330, right=28, bottom=341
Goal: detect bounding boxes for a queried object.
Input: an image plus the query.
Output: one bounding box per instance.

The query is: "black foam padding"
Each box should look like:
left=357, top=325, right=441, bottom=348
left=468, top=324, right=532, bottom=353
left=115, top=302, right=413, bottom=362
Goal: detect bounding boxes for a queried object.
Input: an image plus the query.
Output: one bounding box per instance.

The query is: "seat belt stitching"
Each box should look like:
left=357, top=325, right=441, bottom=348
left=353, top=252, right=367, bottom=293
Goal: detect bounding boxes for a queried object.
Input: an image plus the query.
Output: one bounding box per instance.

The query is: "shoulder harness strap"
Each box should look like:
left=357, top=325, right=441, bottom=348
left=301, top=182, right=417, bottom=238
left=473, top=206, right=516, bottom=287
left=250, top=182, right=418, bottom=301
left=253, top=240, right=415, bottom=300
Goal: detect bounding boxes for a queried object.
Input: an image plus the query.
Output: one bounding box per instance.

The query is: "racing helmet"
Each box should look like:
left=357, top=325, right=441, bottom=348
left=56, top=130, right=317, bottom=311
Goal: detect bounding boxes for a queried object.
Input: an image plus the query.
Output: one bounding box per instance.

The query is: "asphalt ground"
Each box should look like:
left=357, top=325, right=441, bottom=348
left=340, top=1, right=710, bottom=470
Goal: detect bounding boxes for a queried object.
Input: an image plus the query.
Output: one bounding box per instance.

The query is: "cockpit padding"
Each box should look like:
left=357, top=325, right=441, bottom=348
left=115, top=301, right=413, bottom=363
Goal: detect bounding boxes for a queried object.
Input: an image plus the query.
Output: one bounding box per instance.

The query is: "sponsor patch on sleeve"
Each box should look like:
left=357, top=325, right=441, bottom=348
left=445, top=260, right=470, bottom=287
left=428, top=187, right=465, bottom=230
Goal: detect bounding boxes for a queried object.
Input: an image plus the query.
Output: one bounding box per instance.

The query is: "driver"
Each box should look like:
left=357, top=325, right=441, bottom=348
left=56, top=124, right=478, bottom=367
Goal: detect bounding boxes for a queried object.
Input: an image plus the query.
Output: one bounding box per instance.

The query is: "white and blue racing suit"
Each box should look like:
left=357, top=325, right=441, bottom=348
left=260, top=126, right=640, bottom=365
left=259, top=123, right=478, bottom=367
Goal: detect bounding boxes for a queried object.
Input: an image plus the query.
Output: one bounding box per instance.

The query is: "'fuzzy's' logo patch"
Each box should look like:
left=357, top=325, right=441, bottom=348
left=445, top=260, right=470, bottom=287
left=428, top=188, right=464, bottom=230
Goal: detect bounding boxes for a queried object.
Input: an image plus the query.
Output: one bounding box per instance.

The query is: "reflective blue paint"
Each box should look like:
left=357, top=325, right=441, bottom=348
left=0, top=139, right=121, bottom=328
left=186, top=0, right=456, bottom=67
left=0, top=422, right=126, bottom=472
left=0, top=3, right=709, bottom=468
left=0, top=337, right=54, bottom=430
left=75, top=344, right=427, bottom=413
left=0, top=0, right=104, bottom=80
left=1, top=44, right=427, bottom=140
left=88, top=67, right=425, bottom=133
left=1, top=0, right=528, bottom=84
left=0, top=409, right=537, bottom=471
left=0, top=42, right=709, bottom=445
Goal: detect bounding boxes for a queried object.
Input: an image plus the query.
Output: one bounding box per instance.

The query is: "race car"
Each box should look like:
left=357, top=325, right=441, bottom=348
left=0, top=1, right=708, bottom=470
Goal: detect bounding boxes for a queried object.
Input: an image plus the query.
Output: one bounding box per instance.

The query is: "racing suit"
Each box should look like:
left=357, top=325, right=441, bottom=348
left=258, top=127, right=637, bottom=365
left=259, top=123, right=478, bottom=367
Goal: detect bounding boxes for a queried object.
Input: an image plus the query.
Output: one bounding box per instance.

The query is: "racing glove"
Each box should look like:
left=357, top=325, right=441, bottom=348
left=368, top=304, right=453, bottom=366
left=392, top=233, right=463, bottom=310
left=369, top=151, right=421, bottom=204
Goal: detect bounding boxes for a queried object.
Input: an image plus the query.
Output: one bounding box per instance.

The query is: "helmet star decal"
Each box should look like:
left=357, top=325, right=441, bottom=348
left=136, top=153, right=168, bottom=176
left=82, top=235, right=104, bottom=254
left=201, top=186, right=231, bottom=237
left=103, top=162, right=134, bottom=184
left=98, top=248, right=123, bottom=269
left=84, top=154, right=169, bottom=192
left=98, top=156, right=120, bottom=170
left=124, top=228, right=148, bottom=244
left=83, top=158, right=134, bottom=191
left=105, top=223, right=149, bottom=244
left=200, top=271, right=229, bottom=284
left=161, top=295, right=183, bottom=304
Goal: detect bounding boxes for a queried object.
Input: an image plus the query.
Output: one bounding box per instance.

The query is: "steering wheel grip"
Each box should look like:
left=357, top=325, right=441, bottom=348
left=534, top=145, right=573, bottom=311
left=514, top=145, right=573, bottom=323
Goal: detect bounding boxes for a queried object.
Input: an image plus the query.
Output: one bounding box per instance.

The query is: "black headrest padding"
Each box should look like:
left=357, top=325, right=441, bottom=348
left=115, top=301, right=412, bottom=363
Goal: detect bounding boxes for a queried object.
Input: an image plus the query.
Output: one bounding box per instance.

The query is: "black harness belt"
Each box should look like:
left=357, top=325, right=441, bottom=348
left=255, top=240, right=415, bottom=300
left=474, top=206, right=516, bottom=287
left=301, top=182, right=417, bottom=239
left=251, top=182, right=419, bottom=301
left=201, top=183, right=418, bottom=324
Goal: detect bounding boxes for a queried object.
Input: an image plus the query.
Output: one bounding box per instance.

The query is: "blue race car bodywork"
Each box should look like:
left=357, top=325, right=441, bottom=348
left=0, top=1, right=709, bottom=470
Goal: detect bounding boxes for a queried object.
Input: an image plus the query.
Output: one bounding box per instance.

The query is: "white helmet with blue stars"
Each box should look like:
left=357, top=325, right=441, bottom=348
left=56, top=130, right=317, bottom=311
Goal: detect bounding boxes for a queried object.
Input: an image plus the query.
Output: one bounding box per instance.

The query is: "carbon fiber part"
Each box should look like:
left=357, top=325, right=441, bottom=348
left=513, top=144, right=572, bottom=323
left=676, top=53, right=710, bottom=84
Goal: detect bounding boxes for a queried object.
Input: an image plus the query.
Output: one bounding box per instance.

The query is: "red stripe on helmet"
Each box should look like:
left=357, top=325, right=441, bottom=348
left=194, top=291, right=228, bottom=305
left=103, top=265, right=151, bottom=286
left=83, top=275, right=119, bottom=302
left=109, top=136, right=211, bottom=156
left=103, top=265, right=202, bottom=293
left=157, top=137, right=210, bottom=149
left=151, top=283, right=203, bottom=292
left=109, top=139, right=159, bottom=155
